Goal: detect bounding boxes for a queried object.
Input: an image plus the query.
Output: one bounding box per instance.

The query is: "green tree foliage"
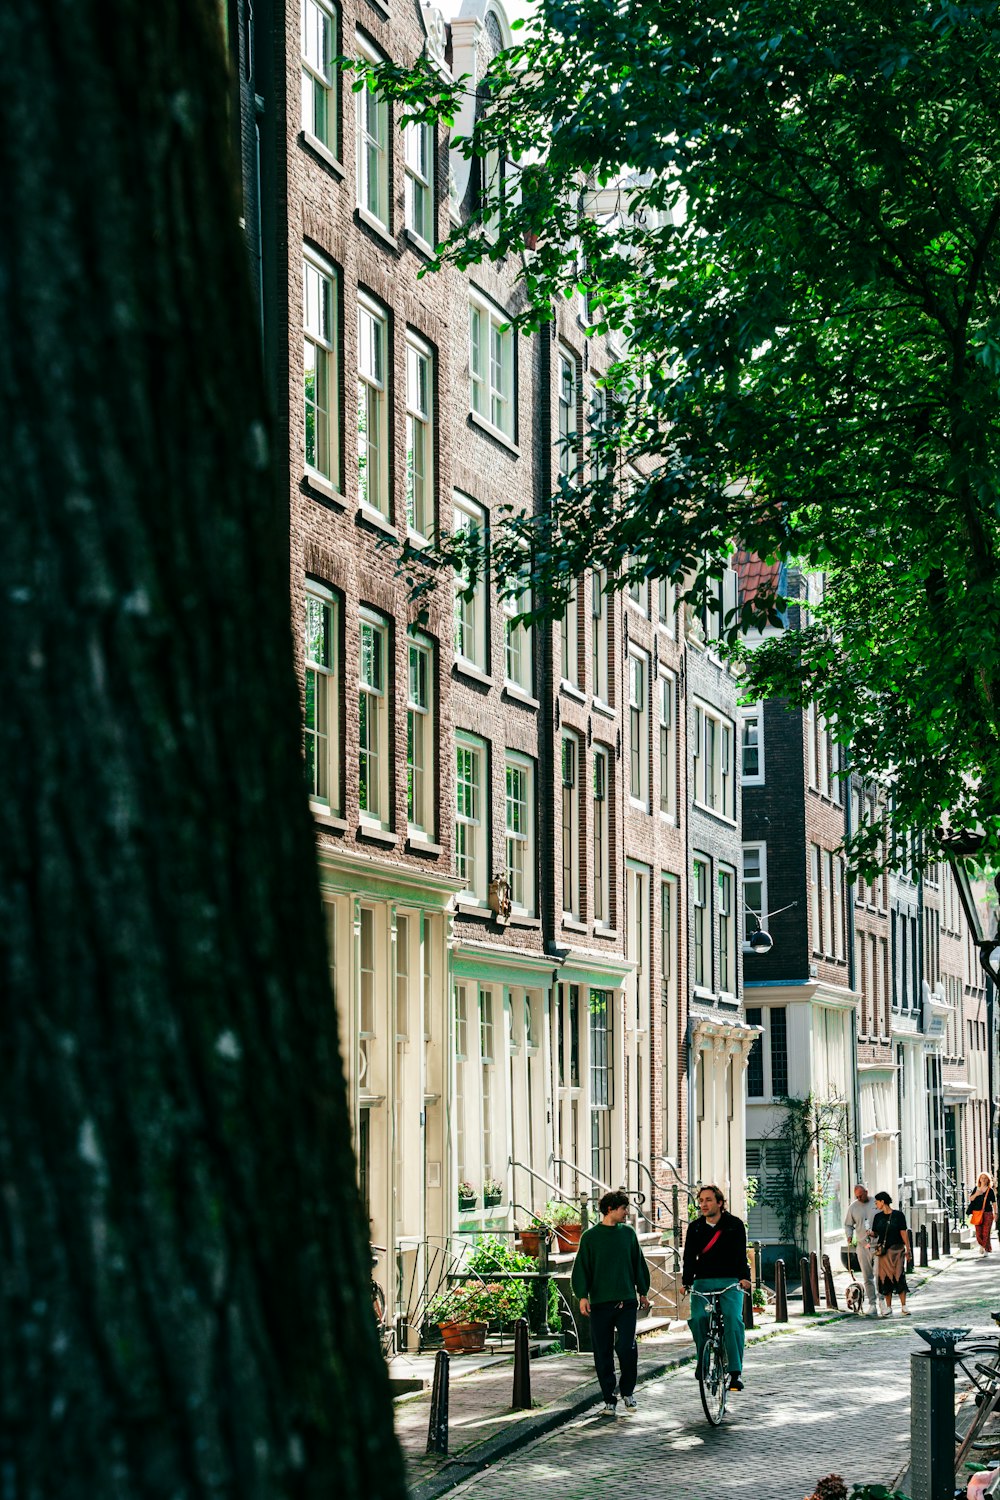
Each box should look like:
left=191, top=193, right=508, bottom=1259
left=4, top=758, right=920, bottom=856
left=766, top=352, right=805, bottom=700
left=371, top=1, right=1000, bottom=865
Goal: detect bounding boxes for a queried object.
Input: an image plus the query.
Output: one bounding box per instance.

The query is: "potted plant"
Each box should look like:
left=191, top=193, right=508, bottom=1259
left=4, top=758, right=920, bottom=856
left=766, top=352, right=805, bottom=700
left=447, top=1281, right=528, bottom=1350
left=483, top=1177, right=503, bottom=1208
left=457, top=1180, right=477, bottom=1211
left=517, top=1214, right=550, bottom=1259
left=427, top=1287, right=465, bottom=1352
left=545, top=1199, right=584, bottom=1253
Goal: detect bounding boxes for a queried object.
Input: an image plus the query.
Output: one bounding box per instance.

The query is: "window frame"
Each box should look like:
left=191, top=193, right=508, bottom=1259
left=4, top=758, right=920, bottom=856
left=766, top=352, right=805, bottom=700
left=591, top=569, right=610, bottom=705
left=355, top=36, right=390, bottom=230
left=693, top=853, right=710, bottom=992
left=301, top=0, right=339, bottom=154
left=718, top=863, right=736, bottom=997
left=504, top=555, right=533, bottom=693
left=742, top=842, right=768, bottom=945
left=304, top=581, right=341, bottom=814
left=628, top=648, right=650, bottom=809
left=303, top=250, right=339, bottom=485
left=593, top=746, right=611, bottom=929
left=357, top=291, right=390, bottom=518
left=658, top=669, right=677, bottom=822
left=740, top=702, right=764, bottom=784
left=358, top=608, right=391, bottom=829
left=405, top=330, right=434, bottom=540
left=404, top=116, right=434, bottom=246
left=453, top=493, right=488, bottom=672
left=469, top=292, right=515, bottom=440
left=693, top=698, right=737, bottom=822
left=561, top=732, right=581, bottom=919
left=505, top=751, right=536, bottom=916
left=455, top=732, right=488, bottom=904
left=556, top=348, right=578, bottom=483
left=406, top=632, right=435, bottom=839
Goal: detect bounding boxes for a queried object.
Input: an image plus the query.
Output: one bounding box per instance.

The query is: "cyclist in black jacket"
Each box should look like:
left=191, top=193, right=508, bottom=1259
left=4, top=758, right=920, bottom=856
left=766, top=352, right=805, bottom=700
left=682, top=1185, right=752, bottom=1391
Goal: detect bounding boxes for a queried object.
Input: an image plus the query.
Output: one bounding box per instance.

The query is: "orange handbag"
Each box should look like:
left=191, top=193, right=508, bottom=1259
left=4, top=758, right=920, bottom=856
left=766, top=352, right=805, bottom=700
left=971, top=1210, right=984, bottom=1226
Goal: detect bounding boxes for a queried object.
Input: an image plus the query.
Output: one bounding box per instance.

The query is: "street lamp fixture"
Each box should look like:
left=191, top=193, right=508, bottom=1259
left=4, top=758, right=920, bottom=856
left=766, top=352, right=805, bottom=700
left=945, top=855, right=1000, bottom=987
left=743, top=899, right=797, bottom=956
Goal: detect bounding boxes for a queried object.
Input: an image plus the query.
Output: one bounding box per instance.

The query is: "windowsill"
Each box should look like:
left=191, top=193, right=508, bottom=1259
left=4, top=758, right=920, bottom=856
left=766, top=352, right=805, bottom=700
left=629, top=796, right=651, bottom=814
left=559, top=680, right=586, bottom=703
left=356, top=503, right=397, bottom=537
left=692, top=801, right=738, bottom=829
left=658, top=810, right=678, bottom=826
left=455, top=898, right=492, bottom=920
left=407, top=527, right=433, bottom=550
left=453, top=658, right=492, bottom=688
left=655, top=622, right=677, bottom=639
left=593, top=925, right=619, bottom=940
left=693, top=986, right=716, bottom=1002
left=503, top=683, right=539, bottom=709
left=407, top=833, right=443, bottom=856
left=366, top=0, right=391, bottom=18
left=298, top=130, right=345, bottom=178
left=742, top=777, right=764, bottom=788
left=357, top=823, right=397, bottom=846
left=592, top=697, right=616, bottom=719
left=626, top=599, right=649, bottom=618
left=312, top=807, right=349, bottom=832
left=302, top=469, right=345, bottom=508
left=355, top=206, right=398, bottom=251
left=718, top=990, right=739, bottom=1007
left=561, top=915, right=587, bottom=933
left=468, top=409, right=519, bottom=456
left=404, top=226, right=436, bottom=259
left=509, top=912, right=541, bottom=929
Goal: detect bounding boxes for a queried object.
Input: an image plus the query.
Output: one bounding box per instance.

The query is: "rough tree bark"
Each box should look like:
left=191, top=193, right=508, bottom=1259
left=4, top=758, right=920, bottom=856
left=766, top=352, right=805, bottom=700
left=0, top=4, right=407, bottom=1497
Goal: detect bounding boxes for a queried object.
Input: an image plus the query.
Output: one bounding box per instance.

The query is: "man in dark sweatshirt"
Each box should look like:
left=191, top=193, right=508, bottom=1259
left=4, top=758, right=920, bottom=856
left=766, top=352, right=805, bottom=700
left=570, top=1190, right=651, bottom=1416
left=682, top=1184, right=752, bottom=1391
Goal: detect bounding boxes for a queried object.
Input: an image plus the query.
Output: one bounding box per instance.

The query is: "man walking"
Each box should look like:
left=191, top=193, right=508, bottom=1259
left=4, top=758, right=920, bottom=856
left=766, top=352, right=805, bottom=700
left=844, top=1183, right=879, bottom=1316
left=683, top=1185, right=752, bottom=1392
left=571, top=1190, right=651, bottom=1417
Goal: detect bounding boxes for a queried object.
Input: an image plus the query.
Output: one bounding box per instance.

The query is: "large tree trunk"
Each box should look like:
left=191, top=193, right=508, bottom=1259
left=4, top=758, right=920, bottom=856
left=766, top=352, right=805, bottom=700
left=0, top=5, right=407, bottom=1497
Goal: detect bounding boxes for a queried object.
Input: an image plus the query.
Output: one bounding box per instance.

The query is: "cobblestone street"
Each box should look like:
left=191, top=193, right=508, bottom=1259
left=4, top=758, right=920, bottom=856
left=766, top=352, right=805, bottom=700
left=447, top=1255, right=1000, bottom=1499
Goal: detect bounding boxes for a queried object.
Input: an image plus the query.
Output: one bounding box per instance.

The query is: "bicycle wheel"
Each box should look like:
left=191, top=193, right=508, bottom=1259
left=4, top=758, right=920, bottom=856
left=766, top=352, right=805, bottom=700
left=371, top=1278, right=386, bottom=1326
left=698, top=1334, right=728, bottom=1426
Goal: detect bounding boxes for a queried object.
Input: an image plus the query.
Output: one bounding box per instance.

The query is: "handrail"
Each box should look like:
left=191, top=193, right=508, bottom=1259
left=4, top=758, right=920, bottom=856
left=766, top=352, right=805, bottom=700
left=549, top=1156, right=613, bottom=1198
left=509, top=1156, right=580, bottom=1207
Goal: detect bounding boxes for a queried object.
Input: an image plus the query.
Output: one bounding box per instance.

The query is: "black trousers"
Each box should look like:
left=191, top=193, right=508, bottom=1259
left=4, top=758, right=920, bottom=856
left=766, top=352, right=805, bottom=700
left=589, top=1299, right=639, bottom=1402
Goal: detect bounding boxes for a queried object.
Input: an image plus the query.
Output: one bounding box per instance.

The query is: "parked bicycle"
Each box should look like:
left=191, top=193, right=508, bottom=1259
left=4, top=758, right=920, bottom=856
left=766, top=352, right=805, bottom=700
left=371, top=1244, right=394, bottom=1359
left=694, top=1282, right=742, bottom=1426
left=954, top=1314, right=1000, bottom=1478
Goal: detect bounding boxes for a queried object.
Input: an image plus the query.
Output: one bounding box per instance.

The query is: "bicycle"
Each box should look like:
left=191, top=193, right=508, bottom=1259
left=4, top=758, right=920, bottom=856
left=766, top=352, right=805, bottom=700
left=370, top=1244, right=394, bottom=1359
left=692, top=1282, right=742, bottom=1426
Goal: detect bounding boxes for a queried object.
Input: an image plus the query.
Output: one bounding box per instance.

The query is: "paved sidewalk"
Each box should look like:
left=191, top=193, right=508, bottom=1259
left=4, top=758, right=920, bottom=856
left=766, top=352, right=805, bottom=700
left=432, top=1250, right=989, bottom=1500
left=398, top=1259, right=876, bottom=1500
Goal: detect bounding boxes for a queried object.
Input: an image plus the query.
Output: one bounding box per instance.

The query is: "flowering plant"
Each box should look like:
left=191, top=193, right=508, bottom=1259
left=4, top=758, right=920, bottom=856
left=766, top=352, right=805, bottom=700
left=457, top=1180, right=477, bottom=1200
left=429, top=1280, right=530, bottom=1325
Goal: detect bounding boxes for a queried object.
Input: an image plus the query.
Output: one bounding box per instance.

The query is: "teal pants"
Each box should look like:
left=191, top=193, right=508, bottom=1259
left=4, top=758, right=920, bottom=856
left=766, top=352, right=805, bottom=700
left=688, top=1279, right=745, bottom=1375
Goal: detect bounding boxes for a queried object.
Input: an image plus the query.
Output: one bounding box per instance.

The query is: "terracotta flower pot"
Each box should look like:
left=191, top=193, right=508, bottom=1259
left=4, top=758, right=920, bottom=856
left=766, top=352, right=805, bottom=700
left=437, top=1320, right=465, bottom=1353
left=519, top=1228, right=544, bottom=1258
left=457, top=1320, right=489, bottom=1353
left=554, top=1222, right=583, bottom=1253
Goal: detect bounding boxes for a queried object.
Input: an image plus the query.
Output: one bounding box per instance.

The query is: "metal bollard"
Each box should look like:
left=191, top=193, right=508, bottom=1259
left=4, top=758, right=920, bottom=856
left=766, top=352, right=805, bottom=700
left=809, top=1250, right=820, bottom=1305
left=943, top=1217, right=951, bottom=1257
left=930, top=1220, right=939, bottom=1261
left=774, top=1258, right=788, bottom=1322
left=800, top=1256, right=817, bottom=1315
left=512, top=1317, right=532, bottom=1410
left=918, top=1223, right=929, bottom=1269
left=426, top=1349, right=450, bottom=1455
left=754, top=1241, right=763, bottom=1289
left=822, top=1254, right=838, bottom=1310
left=743, top=1288, right=754, bottom=1330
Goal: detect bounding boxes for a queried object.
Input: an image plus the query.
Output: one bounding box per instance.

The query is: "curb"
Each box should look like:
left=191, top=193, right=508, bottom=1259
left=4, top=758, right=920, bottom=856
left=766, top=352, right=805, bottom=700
left=407, top=1305, right=845, bottom=1500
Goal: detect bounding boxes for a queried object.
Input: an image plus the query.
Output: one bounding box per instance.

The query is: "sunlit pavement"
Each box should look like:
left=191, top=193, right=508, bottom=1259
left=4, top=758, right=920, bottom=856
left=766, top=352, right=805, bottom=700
left=448, top=1254, right=1000, bottom=1499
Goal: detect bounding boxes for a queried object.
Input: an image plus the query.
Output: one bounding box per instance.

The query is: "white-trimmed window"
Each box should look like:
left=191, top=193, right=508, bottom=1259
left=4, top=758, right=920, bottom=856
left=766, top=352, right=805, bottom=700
left=453, top=493, right=488, bottom=671
left=810, top=843, right=822, bottom=953
left=504, top=564, right=533, bottom=693
left=357, top=294, right=389, bottom=516
left=404, top=119, right=434, bottom=244
left=591, top=569, right=610, bottom=704
left=358, top=611, right=390, bottom=826
left=590, top=386, right=608, bottom=483
left=661, top=874, right=680, bottom=1159
left=627, top=560, right=647, bottom=614
left=405, top=333, right=433, bottom=538
left=303, top=252, right=338, bottom=482
left=658, top=671, right=677, bottom=821
left=700, top=565, right=738, bottom=646
left=627, top=862, right=650, bottom=1031
left=301, top=0, right=338, bottom=152
left=743, top=843, right=768, bottom=943
left=561, top=733, right=580, bottom=918
left=470, top=294, right=514, bottom=439
left=304, top=583, right=340, bottom=812
left=741, top=704, right=763, bottom=783
left=657, top=576, right=676, bottom=633
left=505, top=754, right=535, bottom=915
left=406, top=635, right=434, bottom=838
left=693, top=700, right=736, bottom=820
left=455, top=735, right=487, bottom=902
left=718, top=864, right=736, bottom=995
left=560, top=579, right=580, bottom=687
left=593, top=747, right=611, bottom=927
left=628, top=650, right=649, bottom=807
left=356, top=40, right=389, bottom=227
left=556, top=351, right=577, bottom=482
left=693, top=854, right=710, bottom=990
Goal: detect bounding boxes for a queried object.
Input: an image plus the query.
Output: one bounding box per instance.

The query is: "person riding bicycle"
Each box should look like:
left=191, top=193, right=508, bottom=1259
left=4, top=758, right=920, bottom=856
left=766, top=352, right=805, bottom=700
left=683, top=1184, right=752, bottom=1392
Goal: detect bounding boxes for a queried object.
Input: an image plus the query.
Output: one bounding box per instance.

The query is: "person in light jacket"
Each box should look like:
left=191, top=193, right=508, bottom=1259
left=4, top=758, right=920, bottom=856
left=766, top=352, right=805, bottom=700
left=844, top=1184, right=879, bottom=1316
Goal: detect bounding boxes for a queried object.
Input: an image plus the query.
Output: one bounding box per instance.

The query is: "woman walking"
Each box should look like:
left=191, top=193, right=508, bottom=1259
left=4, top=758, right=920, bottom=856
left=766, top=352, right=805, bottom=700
left=872, top=1192, right=913, bottom=1316
left=967, top=1173, right=997, bottom=1256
